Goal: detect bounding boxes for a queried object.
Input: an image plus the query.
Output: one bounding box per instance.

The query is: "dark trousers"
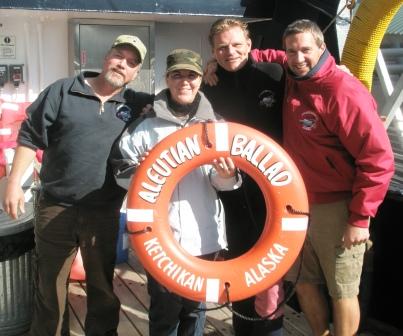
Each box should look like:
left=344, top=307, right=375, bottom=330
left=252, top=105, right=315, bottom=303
left=219, top=179, right=284, bottom=336
left=146, top=252, right=222, bottom=336
left=147, top=274, right=206, bottom=336
left=29, top=198, right=121, bottom=336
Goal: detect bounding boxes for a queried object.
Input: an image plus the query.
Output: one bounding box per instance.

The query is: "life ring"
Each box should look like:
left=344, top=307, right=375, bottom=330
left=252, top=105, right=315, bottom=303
left=341, top=0, right=402, bottom=90
left=126, top=121, right=309, bottom=303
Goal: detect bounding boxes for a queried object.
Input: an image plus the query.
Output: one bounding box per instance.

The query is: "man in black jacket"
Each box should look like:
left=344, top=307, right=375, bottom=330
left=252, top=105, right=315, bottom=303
left=202, top=18, right=284, bottom=336
left=2, top=35, right=152, bottom=336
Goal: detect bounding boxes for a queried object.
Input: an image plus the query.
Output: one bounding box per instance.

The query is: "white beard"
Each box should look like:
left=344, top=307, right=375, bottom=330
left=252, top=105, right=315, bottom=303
left=104, top=70, right=126, bottom=88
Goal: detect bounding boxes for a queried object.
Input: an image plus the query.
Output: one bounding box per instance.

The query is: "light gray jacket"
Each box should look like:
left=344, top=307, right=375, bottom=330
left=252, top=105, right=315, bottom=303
left=117, top=90, right=240, bottom=256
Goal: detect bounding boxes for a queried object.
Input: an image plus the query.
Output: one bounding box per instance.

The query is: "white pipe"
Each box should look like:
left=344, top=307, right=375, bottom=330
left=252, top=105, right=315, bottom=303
left=23, top=21, right=34, bottom=102
left=376, top=49, right=403, bottom=131
left=36, top=22, right=45, bottom=92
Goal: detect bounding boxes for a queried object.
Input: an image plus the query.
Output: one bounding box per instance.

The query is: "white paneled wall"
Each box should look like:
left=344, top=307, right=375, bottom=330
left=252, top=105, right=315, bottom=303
left=0, top=9, right=217, bottom=102
left=154, top=22, right=213, bottom=92
left=0, top=10, right=68, bottom=102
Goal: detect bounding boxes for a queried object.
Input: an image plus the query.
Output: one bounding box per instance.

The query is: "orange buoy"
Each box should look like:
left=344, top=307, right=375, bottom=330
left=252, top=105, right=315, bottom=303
left=126, top=121, right=309, bottom=303
left=70, top=248, right=85, bottom=281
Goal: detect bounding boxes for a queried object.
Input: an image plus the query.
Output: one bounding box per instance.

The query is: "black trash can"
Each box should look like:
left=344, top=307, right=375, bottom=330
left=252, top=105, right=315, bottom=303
left=0, top=203, right=35, bottom=336
left=368, top=192, right=403, bottom=331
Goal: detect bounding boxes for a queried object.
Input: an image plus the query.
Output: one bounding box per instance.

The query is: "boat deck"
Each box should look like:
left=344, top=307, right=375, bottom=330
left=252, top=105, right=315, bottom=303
left=67, top=249, right=312, bottom=336
left=66, top=249, right=402, bottom=336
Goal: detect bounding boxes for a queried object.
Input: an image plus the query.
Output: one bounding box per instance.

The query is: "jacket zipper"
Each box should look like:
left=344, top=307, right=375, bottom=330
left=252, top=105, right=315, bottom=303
left=72, top=87, right=106, bottom=115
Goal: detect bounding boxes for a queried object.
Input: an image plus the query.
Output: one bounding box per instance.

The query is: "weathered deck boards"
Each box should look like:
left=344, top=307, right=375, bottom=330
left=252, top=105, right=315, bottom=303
left=66, top=249, right=402, bottom=336
left=10, top=248, right=400, bottom=335
left=67, top=249, right=312, bottom=336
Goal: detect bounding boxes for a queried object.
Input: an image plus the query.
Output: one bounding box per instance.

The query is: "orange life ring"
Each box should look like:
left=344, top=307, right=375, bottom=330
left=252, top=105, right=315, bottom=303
left=126, top=121, right=309, bottom=303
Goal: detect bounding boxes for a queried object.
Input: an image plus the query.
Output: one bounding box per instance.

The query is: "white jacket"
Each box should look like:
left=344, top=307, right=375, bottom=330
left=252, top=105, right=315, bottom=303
left=118, top=90, right=241, bottom=256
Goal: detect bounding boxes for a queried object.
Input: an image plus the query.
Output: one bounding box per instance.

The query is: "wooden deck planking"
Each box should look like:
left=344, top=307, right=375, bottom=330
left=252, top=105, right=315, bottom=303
left=15, top=248, right=400, bottom=335
left=113, top=262, right=153, bottom=335
left=283, top=306, right=312, bottom=336
left=68, top=282, right=87, bottom=336
left=68, top=278, right=142, bottom=336
left=118, top=250, right=234, bottom=335
left=67, top=249, right=316, bottom=336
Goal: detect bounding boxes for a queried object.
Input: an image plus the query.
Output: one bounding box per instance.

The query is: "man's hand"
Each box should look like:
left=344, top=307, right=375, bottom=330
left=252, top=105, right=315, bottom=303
left=212, top=157, right=236, bottom=178
left=141, top=104, right=153, bottom=116
left=2, top=180, right=25, bottom=219
left=203, top=59, right=219, bottom=86
left=2, top=145, right=38, bottom=219
left=139, top=151, right=149, bottom=163
left=342, top=224, right=370, bottom=249
left=336, top=64, right=353, bottom=76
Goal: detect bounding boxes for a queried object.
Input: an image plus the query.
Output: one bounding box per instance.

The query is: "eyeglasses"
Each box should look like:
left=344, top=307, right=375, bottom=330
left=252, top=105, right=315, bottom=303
left=168, top=72, right=200, bottom=81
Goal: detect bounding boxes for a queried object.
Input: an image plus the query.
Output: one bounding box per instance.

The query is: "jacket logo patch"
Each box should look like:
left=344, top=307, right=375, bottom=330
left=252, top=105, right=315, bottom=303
left=299, top=111, right=318, bottom=130
left=116, top=104, right=132, bottom=122
left=258, top=90, right=276, bottom=109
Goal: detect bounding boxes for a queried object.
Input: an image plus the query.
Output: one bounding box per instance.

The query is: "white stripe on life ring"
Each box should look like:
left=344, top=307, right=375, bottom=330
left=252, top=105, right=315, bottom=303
left=282, top=217, right=308, bottom=231
left=0, top=128, right=12, bottom=135
left=214, top=122, right=229, bottom=152
left=127, top=208, right=154, bottom=222
left=205, top=278, right=220, bottom=303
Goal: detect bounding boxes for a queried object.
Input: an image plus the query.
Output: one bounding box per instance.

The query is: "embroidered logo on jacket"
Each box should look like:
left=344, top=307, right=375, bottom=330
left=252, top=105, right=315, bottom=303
left=299, top=111, right=318, bottom=130
left=116, top=104, right=133, bottom=122
left=258, top=90, right=276, bottom=109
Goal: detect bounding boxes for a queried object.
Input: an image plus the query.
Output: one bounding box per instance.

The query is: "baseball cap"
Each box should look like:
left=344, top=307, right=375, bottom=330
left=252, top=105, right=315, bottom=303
left=166, top=49, right=203, bottom=76
left=112, top=35, right=147, bottom=63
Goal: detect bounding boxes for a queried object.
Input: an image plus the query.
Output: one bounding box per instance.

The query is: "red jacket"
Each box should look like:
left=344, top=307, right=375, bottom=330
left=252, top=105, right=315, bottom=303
left=251, top=48, right=395, bottom=228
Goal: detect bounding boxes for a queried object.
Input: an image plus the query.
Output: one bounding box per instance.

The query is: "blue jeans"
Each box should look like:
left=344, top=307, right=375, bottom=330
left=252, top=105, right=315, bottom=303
left=147, top=273, right=206, bottom=336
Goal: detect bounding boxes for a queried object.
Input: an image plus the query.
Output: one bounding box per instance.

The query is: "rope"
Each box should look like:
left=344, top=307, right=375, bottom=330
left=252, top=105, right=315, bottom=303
left=341, top=0, right=403, bottom=90
left=322, top=0, right=357, bottom=33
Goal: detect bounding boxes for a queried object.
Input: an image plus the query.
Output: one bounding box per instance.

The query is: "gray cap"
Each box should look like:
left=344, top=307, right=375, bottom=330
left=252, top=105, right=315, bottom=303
left=112, top=35, right=147, bottom=63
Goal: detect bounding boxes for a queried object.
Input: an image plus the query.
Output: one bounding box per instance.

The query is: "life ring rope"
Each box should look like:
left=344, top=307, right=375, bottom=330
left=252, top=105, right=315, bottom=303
left=341, top=0, right=403, bottom=90
left=126, top=121, right=309, bottom=303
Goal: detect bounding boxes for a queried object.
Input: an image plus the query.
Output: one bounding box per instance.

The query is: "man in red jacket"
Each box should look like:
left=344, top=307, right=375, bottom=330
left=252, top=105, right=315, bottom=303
left=249, top=19, right=395, bottom=336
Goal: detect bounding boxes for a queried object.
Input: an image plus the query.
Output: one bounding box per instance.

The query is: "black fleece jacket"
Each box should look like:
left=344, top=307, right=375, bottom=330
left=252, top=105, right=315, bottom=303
left=18, top=71, right=152, bottom=206
left=202, top=57, right=284, bottom=143
left=201, top=57, right=285, bottom=257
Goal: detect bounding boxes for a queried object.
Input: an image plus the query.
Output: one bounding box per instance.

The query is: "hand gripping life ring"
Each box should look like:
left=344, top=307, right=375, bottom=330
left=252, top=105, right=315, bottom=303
left=126, top=121, right=309, bottom=303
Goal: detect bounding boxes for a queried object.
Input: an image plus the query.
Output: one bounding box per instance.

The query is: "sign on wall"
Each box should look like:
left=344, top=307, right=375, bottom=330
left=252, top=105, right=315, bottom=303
left=0, top=35, right=16, bottom=59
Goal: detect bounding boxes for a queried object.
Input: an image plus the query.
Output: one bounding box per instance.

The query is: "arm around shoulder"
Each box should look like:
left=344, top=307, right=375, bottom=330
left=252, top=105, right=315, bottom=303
left=251, top=48, right=287, bottom=65
left=111, top=119, right=150, bottom=190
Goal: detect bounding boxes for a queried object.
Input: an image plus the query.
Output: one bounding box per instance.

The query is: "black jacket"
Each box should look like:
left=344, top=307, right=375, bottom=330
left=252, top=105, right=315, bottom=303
left=202, top=57, right=284, bottom=257
left=18, top=71, right=152, bottom=206
left=202, top=57, right=284, bottom=143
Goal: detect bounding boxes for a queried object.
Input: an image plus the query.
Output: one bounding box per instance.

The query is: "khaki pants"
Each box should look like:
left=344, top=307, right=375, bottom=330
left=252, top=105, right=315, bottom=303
left=287, top=199, right=366, bottom=299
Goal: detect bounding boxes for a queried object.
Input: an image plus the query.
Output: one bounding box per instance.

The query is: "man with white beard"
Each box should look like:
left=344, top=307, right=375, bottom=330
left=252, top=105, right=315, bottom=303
left=2, top=35, right=152, bottom=336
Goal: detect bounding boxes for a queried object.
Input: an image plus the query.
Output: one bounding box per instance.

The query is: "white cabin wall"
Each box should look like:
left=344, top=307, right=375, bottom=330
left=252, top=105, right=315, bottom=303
left=154, top=22, right=212, bottom=92
left=0, top=14, right=37, bottom=102
left=0, top=11, right=68, bottom=102
left=0, top=9, right=217, bottom=103
left=40, top=16, right=69, bottom=90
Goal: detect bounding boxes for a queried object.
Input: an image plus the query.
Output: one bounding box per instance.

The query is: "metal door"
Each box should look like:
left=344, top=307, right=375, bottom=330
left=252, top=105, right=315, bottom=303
left=69, top=19, right=154, bottom=93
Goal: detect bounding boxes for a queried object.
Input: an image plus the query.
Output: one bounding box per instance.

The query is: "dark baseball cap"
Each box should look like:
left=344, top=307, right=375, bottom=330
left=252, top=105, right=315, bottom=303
left=166, top=49, right=203, bottom=75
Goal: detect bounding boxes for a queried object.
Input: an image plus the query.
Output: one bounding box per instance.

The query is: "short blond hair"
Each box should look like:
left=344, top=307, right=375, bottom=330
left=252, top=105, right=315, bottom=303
left=208, top=18, right=250, bottom=47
